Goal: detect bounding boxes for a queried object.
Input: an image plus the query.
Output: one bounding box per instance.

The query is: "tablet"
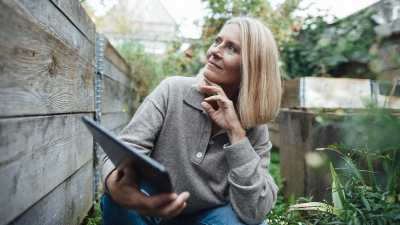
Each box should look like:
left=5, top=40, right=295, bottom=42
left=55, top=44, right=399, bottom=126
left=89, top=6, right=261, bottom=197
left=82, top=115, right=173, bottom=195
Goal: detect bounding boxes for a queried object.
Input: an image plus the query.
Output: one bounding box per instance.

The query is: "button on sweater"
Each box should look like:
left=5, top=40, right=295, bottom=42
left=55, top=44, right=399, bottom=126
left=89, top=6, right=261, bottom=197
left=101, top=76, right=278, bottom=224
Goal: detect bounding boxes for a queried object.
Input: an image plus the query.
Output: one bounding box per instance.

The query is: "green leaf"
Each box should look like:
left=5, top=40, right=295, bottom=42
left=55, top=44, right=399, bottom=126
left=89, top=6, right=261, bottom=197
left=315, top=146, right=344, bottom=156
left=377, top=217, right=383, bottom=225
left=386, top=149, right=399, bottom=199
left=381, top=158, right=390, bottom=174
left=332, top=183, right=345, bottom=211
left=355, top=208, right=365, bottom=221
left=385, top=169, right=395, bottom=198
left=392, top=148, right=400, bottom=172
left=345, top=178, right=351, bottom=193
left=330, top=163, right=346, bottom=212
left=349, top=162, right=365, bottom=186
left=366, top=147, right=378, bottom=193
left=361, top=196, right=371, bottom=211
left=309, top=187, right=315, bottom=201
left=290, top=189, right=295, bottom=205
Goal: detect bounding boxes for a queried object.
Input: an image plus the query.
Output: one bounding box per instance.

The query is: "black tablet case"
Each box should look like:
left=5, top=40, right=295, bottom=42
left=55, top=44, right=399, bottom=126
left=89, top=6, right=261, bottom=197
left=82, top=115, right=173, bottom=195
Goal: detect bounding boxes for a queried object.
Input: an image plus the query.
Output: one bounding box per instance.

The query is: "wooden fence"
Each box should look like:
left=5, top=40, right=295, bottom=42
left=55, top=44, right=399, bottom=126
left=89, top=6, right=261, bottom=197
left=0, top=0, right=132, bottom=224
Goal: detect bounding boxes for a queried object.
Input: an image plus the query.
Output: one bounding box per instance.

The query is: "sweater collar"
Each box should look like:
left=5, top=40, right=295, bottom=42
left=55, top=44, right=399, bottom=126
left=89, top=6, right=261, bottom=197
left=183, top=85, right=228, bottom=137
left=183, top=84, right=206, bottom=111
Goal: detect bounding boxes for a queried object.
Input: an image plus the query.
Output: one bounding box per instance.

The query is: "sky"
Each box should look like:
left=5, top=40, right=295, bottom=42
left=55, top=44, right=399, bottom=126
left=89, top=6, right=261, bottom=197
left=85, top=0, right=381, bottom=39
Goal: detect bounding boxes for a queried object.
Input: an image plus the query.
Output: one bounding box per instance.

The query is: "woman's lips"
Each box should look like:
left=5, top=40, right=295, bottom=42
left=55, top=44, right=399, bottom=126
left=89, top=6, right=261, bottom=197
left=207, top=61, right=221, bottom=70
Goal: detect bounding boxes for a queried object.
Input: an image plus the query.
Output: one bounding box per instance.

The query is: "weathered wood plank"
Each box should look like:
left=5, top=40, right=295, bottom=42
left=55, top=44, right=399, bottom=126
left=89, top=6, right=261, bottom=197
left=282, top=78, right=300, bottom=97
left=282, top=97, right=300, bottom=108
left=104, top=38, right=131, bottom=76
left=0, top=113, right=93, bottom=224
left=100, top=112, right=130, bottom=132
left=377, top=69, right=399, bottom=82
left=104, top=57, right=131, bottom=88
left=102, top=77, right=130, bottom=114
left=3, top=0, right=94, bottom=61
left=10, top=160, right=93, bottom=225
left=282, top=78, right=300, bottom=108
left=0, top=0, right=94, bottom=117
left=50, top=0, right=95, bottom=44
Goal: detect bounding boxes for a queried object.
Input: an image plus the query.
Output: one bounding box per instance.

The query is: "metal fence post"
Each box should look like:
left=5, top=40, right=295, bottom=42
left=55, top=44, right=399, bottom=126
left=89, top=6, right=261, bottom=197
left=93, top=27, right=105, bottom=204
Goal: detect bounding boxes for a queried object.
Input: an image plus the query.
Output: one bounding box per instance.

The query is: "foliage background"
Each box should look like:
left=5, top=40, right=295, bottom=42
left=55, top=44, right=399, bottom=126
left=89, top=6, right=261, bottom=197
left=83, top=0, right=387, bottom=101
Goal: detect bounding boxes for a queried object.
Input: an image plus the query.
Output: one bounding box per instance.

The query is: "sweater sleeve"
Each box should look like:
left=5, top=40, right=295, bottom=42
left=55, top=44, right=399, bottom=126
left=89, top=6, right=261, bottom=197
left=100, top=78, right=170, bottom=192
left=223, top=124, right=278, bottom=224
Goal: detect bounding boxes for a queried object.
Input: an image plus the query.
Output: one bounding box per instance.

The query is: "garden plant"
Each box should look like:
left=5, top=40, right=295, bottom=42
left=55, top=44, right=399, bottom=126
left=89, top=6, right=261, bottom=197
left=284, top=90, right=400, bottom=224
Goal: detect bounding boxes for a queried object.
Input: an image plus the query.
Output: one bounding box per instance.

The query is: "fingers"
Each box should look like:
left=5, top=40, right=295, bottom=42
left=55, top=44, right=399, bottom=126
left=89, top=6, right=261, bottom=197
left=202, top=77, right=227, bottom=98
left=158, top=192, right=190, bottom=219
left=142, top=192, right=178, bottom=210
left=204, top=95, right=232, bottom=107
left=120, top=189, right=178, bottom=215
left=107, top=167, right=189, bottom=219
left=169, top=192, right=190, bottom=217
left=201, top=85, right=227, bottom=98
left=201, top=102, right=217, bottom=117
left=135, top=192, right=189, bottom=219
left=105, top=169, right=119, bottom=192
left=120, top=167, right=139, bottom=188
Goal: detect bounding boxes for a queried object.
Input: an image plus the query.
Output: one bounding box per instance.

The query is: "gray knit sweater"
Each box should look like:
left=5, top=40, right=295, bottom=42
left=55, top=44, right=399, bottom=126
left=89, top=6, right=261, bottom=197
left=101, top=76, right=278, bottom=224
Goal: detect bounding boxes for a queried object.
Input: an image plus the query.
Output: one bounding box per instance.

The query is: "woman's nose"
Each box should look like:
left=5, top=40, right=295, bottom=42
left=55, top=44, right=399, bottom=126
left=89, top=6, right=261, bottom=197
left=210, top=45, right=223, bottom=59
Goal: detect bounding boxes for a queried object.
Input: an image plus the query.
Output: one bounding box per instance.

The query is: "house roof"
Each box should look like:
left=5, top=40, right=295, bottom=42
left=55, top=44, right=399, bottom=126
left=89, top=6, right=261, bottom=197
left=112, top=0, right=176, bottom=26
left=102, top=0, right=177, bottom=42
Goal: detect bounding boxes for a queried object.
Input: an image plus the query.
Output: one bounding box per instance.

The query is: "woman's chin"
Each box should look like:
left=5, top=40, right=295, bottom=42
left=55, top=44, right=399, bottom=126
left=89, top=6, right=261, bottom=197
left=203, top=70, right=219, bottom=83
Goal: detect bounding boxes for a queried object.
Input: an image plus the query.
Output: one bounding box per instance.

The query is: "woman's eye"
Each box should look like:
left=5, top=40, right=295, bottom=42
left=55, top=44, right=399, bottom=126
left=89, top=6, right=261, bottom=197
left=214, top=39, right=220, bottom=44
left=229, top=46, right=236, bottom=51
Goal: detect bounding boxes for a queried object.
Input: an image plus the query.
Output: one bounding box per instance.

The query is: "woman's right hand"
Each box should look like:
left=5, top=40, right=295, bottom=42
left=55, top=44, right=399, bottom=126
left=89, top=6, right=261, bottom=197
left=106, top=167, right=190, bottom=219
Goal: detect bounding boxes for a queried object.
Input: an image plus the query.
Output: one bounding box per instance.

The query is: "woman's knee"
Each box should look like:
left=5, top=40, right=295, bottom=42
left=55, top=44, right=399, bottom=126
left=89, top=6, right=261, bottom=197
left=191, top=203, right=268, bottom=225
left=100, top=193, right=154, bottom=225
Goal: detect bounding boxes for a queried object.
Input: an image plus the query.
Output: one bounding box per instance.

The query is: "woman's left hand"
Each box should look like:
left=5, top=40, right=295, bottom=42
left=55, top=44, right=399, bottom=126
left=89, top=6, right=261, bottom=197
left=201, top=77, right=246, bottom=144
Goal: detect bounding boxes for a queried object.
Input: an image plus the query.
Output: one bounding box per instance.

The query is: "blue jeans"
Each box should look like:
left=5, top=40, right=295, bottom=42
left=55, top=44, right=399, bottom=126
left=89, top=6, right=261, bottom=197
left=101, top=193, right=267, bottom=225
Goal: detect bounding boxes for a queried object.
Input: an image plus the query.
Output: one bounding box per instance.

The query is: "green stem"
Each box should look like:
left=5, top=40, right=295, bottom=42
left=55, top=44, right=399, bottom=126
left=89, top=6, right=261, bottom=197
left=366, top=146, right=378, bottom=193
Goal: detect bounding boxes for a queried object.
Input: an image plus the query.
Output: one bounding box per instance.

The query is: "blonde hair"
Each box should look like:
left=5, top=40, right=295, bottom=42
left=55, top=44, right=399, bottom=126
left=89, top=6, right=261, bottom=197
left=195, top=17, right=281, bottom=129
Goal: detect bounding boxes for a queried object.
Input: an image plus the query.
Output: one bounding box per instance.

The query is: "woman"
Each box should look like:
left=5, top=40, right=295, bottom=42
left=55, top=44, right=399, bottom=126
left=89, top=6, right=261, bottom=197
left=101, top=17, right=281, bottom=225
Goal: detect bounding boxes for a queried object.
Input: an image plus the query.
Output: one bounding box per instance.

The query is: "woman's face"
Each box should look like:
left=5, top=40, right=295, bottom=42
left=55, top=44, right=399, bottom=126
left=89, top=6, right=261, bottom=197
left=203, top=24, right=241, bottom=87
